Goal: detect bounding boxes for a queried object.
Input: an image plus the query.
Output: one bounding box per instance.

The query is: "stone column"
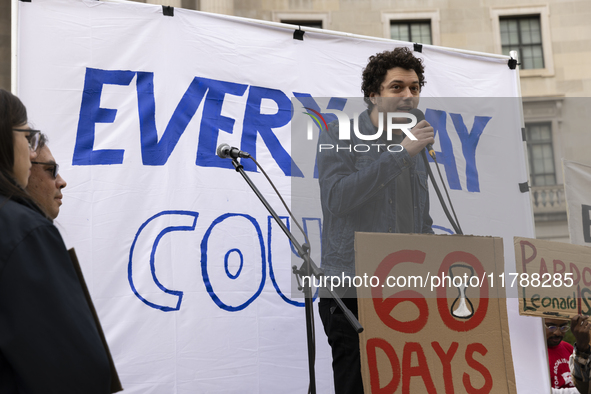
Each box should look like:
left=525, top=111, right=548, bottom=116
left=0, top=0, right=11, bottom=90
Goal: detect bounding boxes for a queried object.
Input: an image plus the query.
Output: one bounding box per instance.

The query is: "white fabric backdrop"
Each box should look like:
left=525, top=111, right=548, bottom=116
left=17, top=0, right=549, bottom=392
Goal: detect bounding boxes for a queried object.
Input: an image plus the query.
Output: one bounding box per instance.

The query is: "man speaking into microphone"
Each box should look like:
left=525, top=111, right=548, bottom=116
left=317, top=47, right=435, bottom=394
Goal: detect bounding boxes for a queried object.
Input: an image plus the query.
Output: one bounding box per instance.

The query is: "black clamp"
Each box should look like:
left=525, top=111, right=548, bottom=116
left=162, top=5, right=174, bottom=16
left=508, top=58, right=519, bottom=69
left=293, top=26, right=305, bottom=40
left=519, top=182, right=530, bottom=193
left=413, top=43, right=423, bottom=53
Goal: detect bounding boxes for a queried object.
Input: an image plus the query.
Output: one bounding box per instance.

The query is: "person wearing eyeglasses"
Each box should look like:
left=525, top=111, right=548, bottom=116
left=544, top=318, right=578, bottom=393
left=0, top=89, right=112, bottom=393
left=26, top=133, right=67, bottom=220
left=317, top=47, right=434, bottom=394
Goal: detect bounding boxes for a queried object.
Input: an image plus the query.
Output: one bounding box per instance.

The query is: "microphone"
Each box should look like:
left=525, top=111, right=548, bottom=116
left=216, top=143, right=251, bottom=159
left=409, top=108, right=436, bottom=159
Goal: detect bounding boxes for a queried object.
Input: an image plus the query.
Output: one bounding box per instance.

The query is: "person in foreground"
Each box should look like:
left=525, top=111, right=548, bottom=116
left=543, top=318, right=578, bottom=393
left=26, top=133, right=67, bottom=220
left=570, top=314, right=591, bottom=393
left=316, top=47, right=435, bottom=393
left=0, top=89, right=111, bottom=393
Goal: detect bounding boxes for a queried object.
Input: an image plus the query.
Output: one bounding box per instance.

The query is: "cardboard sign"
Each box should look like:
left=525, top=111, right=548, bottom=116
left=514, top=236, right=591, bottom=318
left=356, top=233, right=516, bottom=394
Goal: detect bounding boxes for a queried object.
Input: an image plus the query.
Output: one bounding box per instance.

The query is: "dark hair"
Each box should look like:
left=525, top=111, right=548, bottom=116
left=361, top=47, right=426, bottom=111
left=0, top=89, right=35, bottom=204
left=37, top=132, right=48, bottom=152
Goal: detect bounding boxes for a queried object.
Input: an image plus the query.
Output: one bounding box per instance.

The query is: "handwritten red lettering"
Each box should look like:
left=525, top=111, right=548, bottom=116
left=432, top=341, right=459, bottom=393
left=583, top=267, right=591, bottom=287
left=402, top=342, right=437, bottom=394
left=366, top=337, right=400, bottom=393
left=520, top=240, right=537, bottom=273
left=553, top=259, right=566, bottom=276
left=372, top=250, right=429, bottom=333
left=539, top=258, right=549, bottom=276
left=570, top=263, right=581, bottom=286
left=463, top=343, right=493, bottom=394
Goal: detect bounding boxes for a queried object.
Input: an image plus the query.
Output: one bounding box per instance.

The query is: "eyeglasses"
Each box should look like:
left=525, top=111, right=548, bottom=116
left=13, top=128, right=41, bottom=151
left=545, top=324, right=570, bottom=333
left=31, top=161, right=59, bottom=179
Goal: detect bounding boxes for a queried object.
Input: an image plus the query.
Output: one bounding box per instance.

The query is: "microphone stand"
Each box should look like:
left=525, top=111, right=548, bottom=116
left=230, top=157, right=363, bottom=394
left=420, top=150, right=463, bottom=235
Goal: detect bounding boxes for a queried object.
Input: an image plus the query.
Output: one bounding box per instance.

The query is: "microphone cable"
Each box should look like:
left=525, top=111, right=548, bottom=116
left=409, top=108, right=463, bottom=235
left=421, top=149, right=463, bottom=235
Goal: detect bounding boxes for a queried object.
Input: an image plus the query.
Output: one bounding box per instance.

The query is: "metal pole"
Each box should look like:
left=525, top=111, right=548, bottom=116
left=11, top=0, right=19, bottom=94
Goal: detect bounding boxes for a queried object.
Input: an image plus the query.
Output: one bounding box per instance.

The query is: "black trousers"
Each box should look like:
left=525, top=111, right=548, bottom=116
left=319, top=297, right=364, bottom=394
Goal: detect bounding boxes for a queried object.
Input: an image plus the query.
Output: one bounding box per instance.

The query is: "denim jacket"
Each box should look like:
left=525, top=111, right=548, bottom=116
left=317, top=110, right=434, bottom=279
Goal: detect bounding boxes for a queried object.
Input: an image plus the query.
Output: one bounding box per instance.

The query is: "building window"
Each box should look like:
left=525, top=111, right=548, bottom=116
left=280, top=20, right=323, bottom=29
left=500, top=16, right=544, bottom=69
left=272, top=13, right=330, bottom=30
left=527, top=123, right=556, bottom=186
left=490, top=6, right=553, bottom=77
left=390, top=21, right=432, bottom=44
left=382, top=11, right=440, bottom=46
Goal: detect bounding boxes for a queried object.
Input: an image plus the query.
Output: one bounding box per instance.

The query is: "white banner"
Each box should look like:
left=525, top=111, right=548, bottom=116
left=564, top=159, right=591, bottom=246
left=17, top=0, right=548, bottom=392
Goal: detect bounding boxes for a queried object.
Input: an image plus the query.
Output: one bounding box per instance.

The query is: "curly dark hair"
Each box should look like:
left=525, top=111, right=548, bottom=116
left=361, top=47, right=426, bottom=110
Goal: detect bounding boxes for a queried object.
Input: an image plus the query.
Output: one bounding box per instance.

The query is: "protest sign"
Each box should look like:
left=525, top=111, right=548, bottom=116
left=514, top=236, right=591, bottom=318
left=356, top=233, right=515, bottom=394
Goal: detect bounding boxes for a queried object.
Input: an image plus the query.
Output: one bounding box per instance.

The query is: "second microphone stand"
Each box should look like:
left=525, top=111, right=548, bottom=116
left=230, top=157, right=362, bottom=394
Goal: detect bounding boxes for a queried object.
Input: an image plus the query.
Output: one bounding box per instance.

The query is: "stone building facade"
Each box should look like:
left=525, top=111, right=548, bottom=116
left=2, top=0, right=590, bottom=241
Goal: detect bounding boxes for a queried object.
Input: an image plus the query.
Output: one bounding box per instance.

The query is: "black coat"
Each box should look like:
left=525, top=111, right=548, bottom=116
left=0, top=196, right=111, bottom=393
